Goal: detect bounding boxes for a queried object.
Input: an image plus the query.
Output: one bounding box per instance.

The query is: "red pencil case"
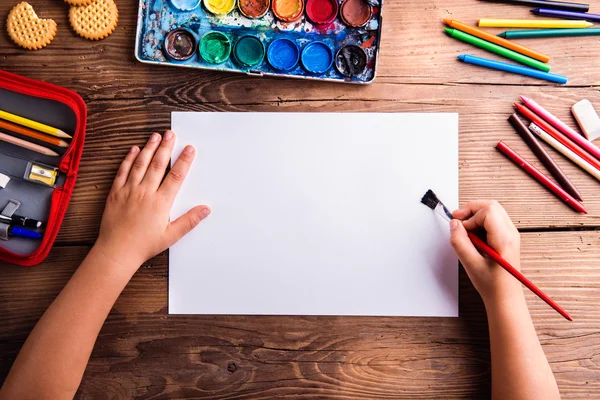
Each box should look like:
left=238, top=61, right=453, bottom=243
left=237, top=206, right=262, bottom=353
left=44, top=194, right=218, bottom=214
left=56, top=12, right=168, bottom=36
left=0, top=70, right=86, bottom=266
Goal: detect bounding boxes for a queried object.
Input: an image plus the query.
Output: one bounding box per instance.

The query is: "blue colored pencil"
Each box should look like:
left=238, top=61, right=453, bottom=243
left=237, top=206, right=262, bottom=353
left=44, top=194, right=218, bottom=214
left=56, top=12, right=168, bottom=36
left=457, top=54, right=568, bottom=84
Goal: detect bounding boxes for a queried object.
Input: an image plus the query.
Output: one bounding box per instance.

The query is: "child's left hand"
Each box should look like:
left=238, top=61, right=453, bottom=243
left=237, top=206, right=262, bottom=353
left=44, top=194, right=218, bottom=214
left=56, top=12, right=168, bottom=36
left=95, top=130, right=211, bottom=275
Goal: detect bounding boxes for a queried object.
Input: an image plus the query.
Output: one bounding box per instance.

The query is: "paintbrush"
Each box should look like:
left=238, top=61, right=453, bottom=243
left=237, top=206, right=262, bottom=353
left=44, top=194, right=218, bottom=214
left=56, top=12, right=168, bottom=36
left=420, top=189, right=572, bottom=321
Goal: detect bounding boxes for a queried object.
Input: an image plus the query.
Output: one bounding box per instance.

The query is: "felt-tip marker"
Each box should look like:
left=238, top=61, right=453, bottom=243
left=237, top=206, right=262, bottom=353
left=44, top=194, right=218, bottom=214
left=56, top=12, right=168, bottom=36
left=9, top=226, right=42, bottom=240
left=0, top=214, right=43, bottom=228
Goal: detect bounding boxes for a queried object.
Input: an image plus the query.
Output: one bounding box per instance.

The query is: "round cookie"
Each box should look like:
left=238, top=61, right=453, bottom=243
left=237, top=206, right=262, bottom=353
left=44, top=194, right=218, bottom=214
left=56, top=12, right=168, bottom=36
left=69, top=0, right=118, bottom=41
left=6, top=2, right=57, bottom=50
left=64, top=0, right=96, bottom=6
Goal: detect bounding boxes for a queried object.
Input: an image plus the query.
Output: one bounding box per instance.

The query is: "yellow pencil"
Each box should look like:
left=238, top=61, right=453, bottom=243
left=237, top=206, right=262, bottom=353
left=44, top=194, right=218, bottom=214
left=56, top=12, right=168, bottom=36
left=0, top=109, right=72, bottom=139
left=478, top=19, right=593, bottom=29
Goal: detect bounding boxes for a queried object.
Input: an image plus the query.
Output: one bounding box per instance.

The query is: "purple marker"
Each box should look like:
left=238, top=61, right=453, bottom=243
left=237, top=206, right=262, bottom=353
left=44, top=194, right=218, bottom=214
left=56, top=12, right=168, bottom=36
left=531, top=8, right=600, bottom=22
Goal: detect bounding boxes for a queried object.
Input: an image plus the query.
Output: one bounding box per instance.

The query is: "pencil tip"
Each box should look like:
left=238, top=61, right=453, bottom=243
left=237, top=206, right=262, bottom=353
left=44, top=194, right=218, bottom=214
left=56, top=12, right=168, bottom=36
left=497, top=32, right=506, bottom=38
left=58, top=129, right=73, bottom=139
left=457, top=55, right=466, bottom=61
left=519, top=95, right=528, bottom=103
left=443, top=27, right=453, bottom=35
left=442, top=18, right=452, bottom=25
left=530, top=8, right=539, bottom=13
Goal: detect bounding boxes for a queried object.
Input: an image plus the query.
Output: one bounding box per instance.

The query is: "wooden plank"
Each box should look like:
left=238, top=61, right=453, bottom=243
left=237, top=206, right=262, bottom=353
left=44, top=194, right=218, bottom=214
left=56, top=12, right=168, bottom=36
left=58, top=89, right=600, bottom=244
left=0, top=1, right=599, bottom=95
left=1, top=231, right=598, bottom=399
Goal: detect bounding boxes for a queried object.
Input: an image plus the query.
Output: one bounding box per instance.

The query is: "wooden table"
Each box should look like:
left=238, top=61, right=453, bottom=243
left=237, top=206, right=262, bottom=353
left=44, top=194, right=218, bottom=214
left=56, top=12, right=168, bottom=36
left=1, top=0, right=599, bottom=398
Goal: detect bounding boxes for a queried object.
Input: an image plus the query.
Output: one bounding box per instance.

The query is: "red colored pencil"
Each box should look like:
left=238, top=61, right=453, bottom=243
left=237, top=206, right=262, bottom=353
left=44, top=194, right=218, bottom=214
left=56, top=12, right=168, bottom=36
left=496, top=141, right=587, bottom=214
left=520, top=96, right=600, bottom=160
left=515, top=103, right=600, bottom=171
left=466, top=230, right=572, bottom=321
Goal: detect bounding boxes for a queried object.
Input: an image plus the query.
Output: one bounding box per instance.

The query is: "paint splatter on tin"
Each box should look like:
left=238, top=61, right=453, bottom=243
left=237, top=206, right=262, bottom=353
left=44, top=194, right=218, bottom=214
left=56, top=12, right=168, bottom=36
left=169, top=0, right=200, bottom=11
left=234, top=36, right=265, bottom=66
left=301, top=41, right=333, bottom=73
left=305, top=0, right=338, bottom=25
left=203, top=0, right=236, bottom=14
left=267, top=38, right=299, bottom=71
left=340, top=0, right=372, bottom=27
left=164, top=28, right=197, bottom=61
left=335, top=44, right=367, bottom=76
left=200, top=31, right=232, bottom=63
left=272, top=0, right=304, bottom=22
left=239, top=0, right=270, bottom=18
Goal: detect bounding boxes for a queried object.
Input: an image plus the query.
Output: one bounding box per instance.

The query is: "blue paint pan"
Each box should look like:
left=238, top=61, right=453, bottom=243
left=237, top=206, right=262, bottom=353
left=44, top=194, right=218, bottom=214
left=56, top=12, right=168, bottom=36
left=301, top=41, right=333, bottom=74
left=267, top=39, right=300, bottom=71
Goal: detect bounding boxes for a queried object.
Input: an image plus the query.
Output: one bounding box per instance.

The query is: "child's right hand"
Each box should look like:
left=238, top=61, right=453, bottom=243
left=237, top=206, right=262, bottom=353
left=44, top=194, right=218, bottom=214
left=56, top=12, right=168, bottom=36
left=449, top=200, right=523, bottom=305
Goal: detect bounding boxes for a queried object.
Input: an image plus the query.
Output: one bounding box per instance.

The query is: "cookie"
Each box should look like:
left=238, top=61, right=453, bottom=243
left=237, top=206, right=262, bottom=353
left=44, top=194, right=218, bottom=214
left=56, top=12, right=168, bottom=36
left=64, top=0, right=97, bottom=6
left=69, top=0, right=118, bottom=41
left=6, top=2, right=57, bottom=50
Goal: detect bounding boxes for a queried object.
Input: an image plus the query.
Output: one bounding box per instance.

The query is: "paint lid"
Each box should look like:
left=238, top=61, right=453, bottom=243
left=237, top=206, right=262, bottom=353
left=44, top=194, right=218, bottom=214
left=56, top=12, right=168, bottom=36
left=301, top=41, right=333, bottom=74
left=267, top=38, right=299, bottom=71
left=239, top=0, right=270, bottom=18
left=203, top=0, right=236, bottom=15
left=272, top=0, right=304, bottom=22
left=199, top=31, right=232, bottom=64
left=234, top=36, right=265, bottom=67
left=335, top=45, right=367, bottom=77
left=306, top=0, right=338, bottom=25
left=169, top=0, right=201, bottom=11
left=164, top=28, right=197, bottom=61
left=340, top=0, right=372, bottom=27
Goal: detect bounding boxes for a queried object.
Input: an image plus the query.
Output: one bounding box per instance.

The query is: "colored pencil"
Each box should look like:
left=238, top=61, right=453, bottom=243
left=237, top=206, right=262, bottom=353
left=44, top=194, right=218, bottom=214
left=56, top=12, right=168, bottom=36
left=509, top=114, right=582, bottom=201
left=531, top=8, right=600, bottom=22
left=445, top=29, right=550, bottom=71
left=457, top=55, right=567, bottom=84
left=0, top=132, right=59, bottom=156
left=421, top=189, right=573, bottom=321
left=530, top=123, right=600, bottom=182
left=496, top=141, right=587, bottom=214
left=514, top=103, right=600, bottom=170
left=0, top=119, right=69, bottom=148
left=443, top=18, right=550, bottom=63
left=498, top=27, right=600, bottom=38
left=520, top=96, right=600, bottom=161
left=0, top=109, right=72, bottom=139
left=479, top=0, right=588, bottom=12
left=478, top=19, right=593, bottom=28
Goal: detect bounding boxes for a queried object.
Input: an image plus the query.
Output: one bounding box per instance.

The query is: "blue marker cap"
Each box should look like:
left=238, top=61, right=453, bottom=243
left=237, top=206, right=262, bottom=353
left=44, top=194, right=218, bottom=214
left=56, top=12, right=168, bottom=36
left=10, top=226, right=42, bottom=239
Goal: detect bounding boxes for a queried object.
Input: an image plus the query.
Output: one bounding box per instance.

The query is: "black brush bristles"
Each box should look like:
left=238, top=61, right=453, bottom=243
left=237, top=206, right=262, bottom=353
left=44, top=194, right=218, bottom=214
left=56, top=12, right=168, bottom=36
left=420, top=189, right=453, bottom=220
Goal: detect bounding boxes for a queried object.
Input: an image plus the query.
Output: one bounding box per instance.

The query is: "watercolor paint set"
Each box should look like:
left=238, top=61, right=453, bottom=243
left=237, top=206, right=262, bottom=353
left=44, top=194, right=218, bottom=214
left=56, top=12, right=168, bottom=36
left=134, top=0, right=383, bottom=84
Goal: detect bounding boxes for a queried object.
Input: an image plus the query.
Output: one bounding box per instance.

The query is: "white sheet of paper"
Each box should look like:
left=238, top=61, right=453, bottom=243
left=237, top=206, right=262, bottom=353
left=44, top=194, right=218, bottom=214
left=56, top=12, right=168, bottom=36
left=170, top=112, right=458, bottom=316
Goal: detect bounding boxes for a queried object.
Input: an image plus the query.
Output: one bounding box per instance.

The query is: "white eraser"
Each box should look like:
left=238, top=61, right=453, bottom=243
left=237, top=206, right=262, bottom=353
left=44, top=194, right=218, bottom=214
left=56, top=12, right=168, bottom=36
left=572, top=99, right=600, bottom=142
left=0, top=173, right=10, bottom=189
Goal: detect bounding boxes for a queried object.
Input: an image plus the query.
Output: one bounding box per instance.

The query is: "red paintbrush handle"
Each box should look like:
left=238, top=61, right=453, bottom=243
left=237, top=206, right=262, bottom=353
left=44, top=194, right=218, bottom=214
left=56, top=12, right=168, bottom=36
left=467, top=232, right=572, bottom=321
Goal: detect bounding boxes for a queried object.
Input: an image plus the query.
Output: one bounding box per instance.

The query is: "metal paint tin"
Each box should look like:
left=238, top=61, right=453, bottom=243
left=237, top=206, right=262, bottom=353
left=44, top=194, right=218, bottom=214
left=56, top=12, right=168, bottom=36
left=164, top=28, right=197, bottom=61
left=267, top=38, right=300, bottom=71
left=199, top=31, right=232, bottom=64
left=238, top=0, right=270, bottom=18
left=301, top=41, right=333, bottom=73
left=272, top=0, right=304, bottom=22
left=340, top=0, right=373, bottom=27
left=234, top=36, right=265, bottom=66
left=305, top=0, right=338, bottom=25
left=335, top=44, right=367, bottom=76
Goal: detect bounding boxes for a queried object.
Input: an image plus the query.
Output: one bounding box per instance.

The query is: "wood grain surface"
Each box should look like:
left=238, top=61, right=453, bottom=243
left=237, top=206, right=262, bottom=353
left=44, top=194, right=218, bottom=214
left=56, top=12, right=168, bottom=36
left=1, top=233, right=598, bottom=399
left=1, top=0, right=600, bottom=398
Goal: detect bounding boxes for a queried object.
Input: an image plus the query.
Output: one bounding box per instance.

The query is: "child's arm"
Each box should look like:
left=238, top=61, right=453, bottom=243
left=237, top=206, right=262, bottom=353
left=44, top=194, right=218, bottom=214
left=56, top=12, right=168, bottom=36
left=450, top=200, right=561, bottom=400
left=0, top=131, right=210, bottom=400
